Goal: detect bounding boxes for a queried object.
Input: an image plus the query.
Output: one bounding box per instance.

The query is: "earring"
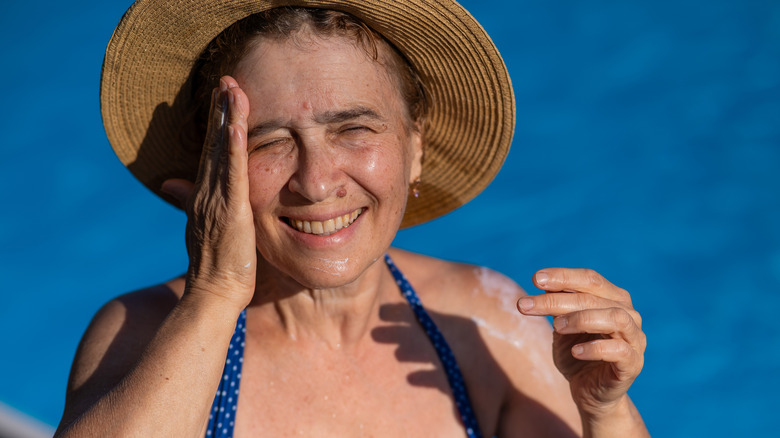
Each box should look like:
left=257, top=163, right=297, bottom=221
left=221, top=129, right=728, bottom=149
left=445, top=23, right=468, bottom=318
left=411, top=177, right=421, bottom=198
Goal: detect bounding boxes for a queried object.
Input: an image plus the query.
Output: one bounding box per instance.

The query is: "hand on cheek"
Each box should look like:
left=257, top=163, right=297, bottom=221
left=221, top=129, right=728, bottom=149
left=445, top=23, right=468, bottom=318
left=161, top=76, right=257, bottom=311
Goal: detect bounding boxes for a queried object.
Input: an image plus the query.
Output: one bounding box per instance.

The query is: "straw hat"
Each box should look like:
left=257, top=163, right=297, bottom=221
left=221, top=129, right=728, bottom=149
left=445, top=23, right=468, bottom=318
left=101, top=0, right=514, bottom=227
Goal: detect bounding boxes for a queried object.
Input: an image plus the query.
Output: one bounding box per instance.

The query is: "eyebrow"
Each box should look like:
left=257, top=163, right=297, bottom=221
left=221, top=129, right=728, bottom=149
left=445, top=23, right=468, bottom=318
left=247, top=118, right=288, bottom=139
left=247, top=106, right=386, bottom=138
left=314, top=106, right=385, bottom=125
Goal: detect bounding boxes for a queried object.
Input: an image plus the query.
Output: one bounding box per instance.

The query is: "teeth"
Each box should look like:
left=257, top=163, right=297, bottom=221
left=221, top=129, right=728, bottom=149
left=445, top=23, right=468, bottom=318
left=287, top=208, right=362, bottom=236
left=323, top=219, right=335, bottom=234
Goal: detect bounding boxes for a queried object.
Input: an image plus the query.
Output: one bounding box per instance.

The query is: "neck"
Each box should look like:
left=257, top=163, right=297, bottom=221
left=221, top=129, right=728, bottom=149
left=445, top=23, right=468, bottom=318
left=248, top=255, right=391, bottom=349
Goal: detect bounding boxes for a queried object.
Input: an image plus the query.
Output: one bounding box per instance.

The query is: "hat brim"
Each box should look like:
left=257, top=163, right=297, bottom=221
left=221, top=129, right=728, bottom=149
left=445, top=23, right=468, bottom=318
left=101, top=0, right=514, bottom=228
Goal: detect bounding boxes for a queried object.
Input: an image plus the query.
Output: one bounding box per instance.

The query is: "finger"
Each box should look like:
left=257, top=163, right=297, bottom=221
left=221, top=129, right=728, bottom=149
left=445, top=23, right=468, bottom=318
left=160, top=178, right=195, bottom=209
left=197, top=83, right=230, bottom=187
left=518, top=291, right=619, bottom=317
left=571, top=339, right=644, bottom=380
left=552, top=308, right=645, bottom=351
left=220, top=77, right=250, bottom=206
left=225, top=122, right=249, bottom=205
left=534, top=268, right=631, bottom=303
left=221, top=75, right=249, bottom=131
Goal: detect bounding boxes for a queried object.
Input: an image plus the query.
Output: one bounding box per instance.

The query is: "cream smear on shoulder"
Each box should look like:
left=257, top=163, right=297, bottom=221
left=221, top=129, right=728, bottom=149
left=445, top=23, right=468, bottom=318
left=471, top=267, right=557, bottom=386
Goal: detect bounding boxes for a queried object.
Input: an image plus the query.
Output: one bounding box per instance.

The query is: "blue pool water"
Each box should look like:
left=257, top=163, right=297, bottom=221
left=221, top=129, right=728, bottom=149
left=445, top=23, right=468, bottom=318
left=1, top=0, right=778, bottom=436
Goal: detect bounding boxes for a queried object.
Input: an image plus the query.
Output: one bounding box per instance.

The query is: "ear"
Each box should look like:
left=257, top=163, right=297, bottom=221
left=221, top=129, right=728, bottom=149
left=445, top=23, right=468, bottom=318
left=408, top=128, right=423, bottom=184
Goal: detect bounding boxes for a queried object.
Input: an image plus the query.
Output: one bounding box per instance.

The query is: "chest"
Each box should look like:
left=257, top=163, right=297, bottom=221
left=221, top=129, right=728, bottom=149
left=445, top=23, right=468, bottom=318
left=228, top=320, right=505, bottom=437
left=231, top=341, right=467, bottom=436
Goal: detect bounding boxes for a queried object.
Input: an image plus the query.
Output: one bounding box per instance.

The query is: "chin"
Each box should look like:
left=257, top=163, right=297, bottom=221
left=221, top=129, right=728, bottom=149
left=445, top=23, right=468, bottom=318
left=298, top=263, right=359, bottom=289
left=261, top=251, right=382, bottom=291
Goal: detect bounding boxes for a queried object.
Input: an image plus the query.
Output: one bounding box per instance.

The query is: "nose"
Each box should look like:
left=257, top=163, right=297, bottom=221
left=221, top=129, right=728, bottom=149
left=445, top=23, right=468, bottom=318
left=287, top=140, right=345, bottom=203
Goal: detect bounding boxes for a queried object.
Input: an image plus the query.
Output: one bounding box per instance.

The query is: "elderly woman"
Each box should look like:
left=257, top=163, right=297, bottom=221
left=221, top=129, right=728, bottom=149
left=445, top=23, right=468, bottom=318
left=56, top=1, right=648, bottom=437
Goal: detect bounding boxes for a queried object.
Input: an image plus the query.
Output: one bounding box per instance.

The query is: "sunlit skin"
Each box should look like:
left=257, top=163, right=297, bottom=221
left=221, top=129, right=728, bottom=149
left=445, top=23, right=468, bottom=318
left=160, top=32, right=646, bottom=435
left=235, top=34, right=423, bottom=293
left=55, top=26, right=648, bottom=438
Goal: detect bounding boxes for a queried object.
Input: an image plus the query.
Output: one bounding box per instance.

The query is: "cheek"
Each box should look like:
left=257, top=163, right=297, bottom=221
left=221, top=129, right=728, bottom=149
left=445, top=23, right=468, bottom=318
left=353, top=141, right=410, bottom=198
left=247, top=154, right=294, bottom=205
left=364, top=153, right=378, bottom=173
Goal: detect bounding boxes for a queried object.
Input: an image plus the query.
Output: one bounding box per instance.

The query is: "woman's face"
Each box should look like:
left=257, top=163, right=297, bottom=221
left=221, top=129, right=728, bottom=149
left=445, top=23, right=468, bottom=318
left=233, top=32, right=422, bottom=289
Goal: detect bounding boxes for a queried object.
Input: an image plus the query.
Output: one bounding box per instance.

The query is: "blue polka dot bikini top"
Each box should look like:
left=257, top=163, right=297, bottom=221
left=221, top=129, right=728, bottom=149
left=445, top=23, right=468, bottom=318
left=205, top=254, right=482, bottom=437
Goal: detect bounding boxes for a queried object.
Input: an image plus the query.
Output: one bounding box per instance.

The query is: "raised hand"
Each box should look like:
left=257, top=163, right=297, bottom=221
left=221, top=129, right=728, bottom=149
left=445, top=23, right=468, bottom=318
left=162, top=76, right=256, bottom=310
left=517, top=268, right=646, bottom=419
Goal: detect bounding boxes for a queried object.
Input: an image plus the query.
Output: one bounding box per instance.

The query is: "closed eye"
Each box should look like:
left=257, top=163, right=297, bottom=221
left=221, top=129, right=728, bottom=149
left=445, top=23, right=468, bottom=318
left=341, top=125, right=370, bottom=133
left=250, top=137, right=291, bottom=152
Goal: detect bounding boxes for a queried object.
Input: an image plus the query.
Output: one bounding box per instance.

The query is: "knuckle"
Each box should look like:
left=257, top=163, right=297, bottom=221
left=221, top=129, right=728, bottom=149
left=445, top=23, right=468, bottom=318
left=556, top=268, right=570, bottom=288
left=630, top=309, right=643, bottom=328
left=539, top=294, right=558, bottom=310
left=571, top=310, right=591, bottom=327
left=615, top=286, right=632, bottom=303
left=635, top=358, right=645, bottom=376
left=628, top=348, right=645, bottom=377
left=638, top=331, right=648, bottom=352
left=593, top=340, right=612, bottom=355
left=584, top=269, right=605, bottom=288
left=614, top=340, right=632, bottom=357
left=610, top=307, right=632, bottom=330
left=576, top=293, right=598, bottom=309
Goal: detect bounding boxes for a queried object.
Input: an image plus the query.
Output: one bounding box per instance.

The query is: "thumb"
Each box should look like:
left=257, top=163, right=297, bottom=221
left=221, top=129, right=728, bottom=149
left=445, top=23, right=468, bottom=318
left=161, top=178, right=195, bottom=209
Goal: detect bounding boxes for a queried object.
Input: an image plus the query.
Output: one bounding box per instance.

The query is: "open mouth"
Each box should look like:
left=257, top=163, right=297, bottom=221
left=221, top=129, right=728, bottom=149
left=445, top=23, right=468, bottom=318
left=284, top=208, right=363, bottom=236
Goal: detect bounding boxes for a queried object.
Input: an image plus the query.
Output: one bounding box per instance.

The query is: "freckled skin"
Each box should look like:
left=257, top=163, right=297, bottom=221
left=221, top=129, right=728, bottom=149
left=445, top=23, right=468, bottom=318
left=59, top=15, right=646, bottom=438
left=232, top=34, right=422, bottom=289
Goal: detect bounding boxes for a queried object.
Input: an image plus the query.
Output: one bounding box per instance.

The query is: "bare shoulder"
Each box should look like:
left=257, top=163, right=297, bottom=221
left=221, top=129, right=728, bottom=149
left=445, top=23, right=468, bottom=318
left=387, top=247, right=533, bottom=328
left=60, top=278, right=185, bottom=426
left=387, top=248, right=580, bottom=436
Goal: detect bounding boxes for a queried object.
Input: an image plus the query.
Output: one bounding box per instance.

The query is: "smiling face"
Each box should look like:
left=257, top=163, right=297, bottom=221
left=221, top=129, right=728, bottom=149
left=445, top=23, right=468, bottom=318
left=233, top=32, right=422, bottom=289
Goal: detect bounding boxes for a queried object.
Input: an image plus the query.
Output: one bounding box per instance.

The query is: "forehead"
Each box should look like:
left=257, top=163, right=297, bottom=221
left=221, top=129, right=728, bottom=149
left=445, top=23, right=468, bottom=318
left=233, top=33, right=403, bottom=116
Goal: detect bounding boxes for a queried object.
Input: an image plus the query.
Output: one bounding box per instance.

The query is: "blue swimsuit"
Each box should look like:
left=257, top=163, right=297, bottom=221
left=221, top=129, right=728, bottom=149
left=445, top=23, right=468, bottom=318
left=205, top=254, right=482, bottom=437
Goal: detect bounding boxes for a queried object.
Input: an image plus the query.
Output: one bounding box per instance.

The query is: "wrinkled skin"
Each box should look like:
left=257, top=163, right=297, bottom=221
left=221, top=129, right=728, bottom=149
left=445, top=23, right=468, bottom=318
left=518, top=268, right=647, bottom=433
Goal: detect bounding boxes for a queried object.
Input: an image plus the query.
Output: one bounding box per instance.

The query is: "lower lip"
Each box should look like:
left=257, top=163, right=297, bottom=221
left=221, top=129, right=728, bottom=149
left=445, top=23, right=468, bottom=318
left=282, top=213, right=363, bottom=248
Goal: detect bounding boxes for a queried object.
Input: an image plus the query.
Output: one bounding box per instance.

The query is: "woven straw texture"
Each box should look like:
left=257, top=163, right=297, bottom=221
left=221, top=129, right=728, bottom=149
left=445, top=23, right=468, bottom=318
left=101, top=0, right=514, bottom=227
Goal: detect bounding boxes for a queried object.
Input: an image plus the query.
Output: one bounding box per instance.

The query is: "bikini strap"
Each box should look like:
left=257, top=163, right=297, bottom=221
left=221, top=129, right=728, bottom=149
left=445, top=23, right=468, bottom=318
left=206, top=256, right=484, bottom=438
left=205, top=309, right=246, bottom=437
left=384, top=254, right=483, bottom=438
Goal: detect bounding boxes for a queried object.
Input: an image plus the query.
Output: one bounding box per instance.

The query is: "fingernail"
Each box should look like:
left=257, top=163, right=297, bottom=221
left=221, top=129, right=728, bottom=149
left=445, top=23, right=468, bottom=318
left=518, top=297, right=534, bottom=312
left=572, top=345, right=584, bottom=356
left=219, top=78, right=228, bottom=92
left=553, top=316, right=567, bottom=331
left=227, top=88, right=234, bottom=103
left=536, top=272, right=549, bottom=286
